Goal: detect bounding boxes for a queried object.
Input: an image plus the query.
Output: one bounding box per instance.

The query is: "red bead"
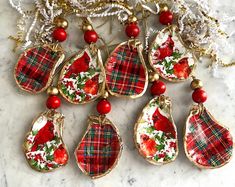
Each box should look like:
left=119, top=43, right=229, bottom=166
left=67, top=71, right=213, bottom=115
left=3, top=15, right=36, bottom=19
left=96, top=99, right=111, bottom=115
left=159, top=11, right=173, bottom=25
left=125, top=23, right=140, bottom=38
left=84, top=30, right=98, bottom=44
left=150, top=81, right=166, bottom=96
left=46, top=95, right=61, bottom=109
left=192, top=88, right=207, bottom=103
left=52, top=28, right=67, bottom=42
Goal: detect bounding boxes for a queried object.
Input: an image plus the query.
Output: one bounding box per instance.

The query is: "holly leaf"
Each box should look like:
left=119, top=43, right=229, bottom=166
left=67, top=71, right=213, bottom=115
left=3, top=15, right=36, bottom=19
left=146, top=126, right=155, bottom=134
left=88, top=68, right=96, bottom=76
left=164, top=155, right=172, bottom=161
left=155, top=134, right=164, bottom=144
left=46, top=154, right=54, bottom=161
left=46, top=146, right=54, bottom=154
left=166, top=68, right=174, bottom=74
left=32, top=130, right=38, bottom=136
left=156, top=144, right=165, bottom=151
left=154, top=155, right=159, bottom=161
left=172, top=52, right=182, bottom=59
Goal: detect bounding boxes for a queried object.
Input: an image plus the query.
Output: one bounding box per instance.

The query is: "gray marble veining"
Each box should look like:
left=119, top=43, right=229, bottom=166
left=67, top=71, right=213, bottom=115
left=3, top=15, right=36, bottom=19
left=0, top=0, right=235, bottom=187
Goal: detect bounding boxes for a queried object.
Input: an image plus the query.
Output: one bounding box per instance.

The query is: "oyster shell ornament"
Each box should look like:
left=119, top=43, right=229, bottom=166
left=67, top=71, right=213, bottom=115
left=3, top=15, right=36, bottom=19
left=148, top=26, right=196, bottom=82
left=14, top=45, right=65, bottom=94
left=184, top=104, right=233, bottom=168
left=134, top=95, right=178, bottom=165
left=75, top=115, right=122, bottom=178
left=23, top=110, right=69, bottom=172
left=105, top=39, right=148, bottom=98
left=58, top=46, right=105, bottom=104
left=184, top=78, right=233, bottom=168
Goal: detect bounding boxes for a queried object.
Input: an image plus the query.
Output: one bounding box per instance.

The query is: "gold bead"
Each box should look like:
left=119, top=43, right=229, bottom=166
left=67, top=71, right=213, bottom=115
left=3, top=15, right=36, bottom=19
left=128, top=15, right=138, bottom=23
left=82, top=24, right=93, bottom=31
left=47, top=87, right=59, bottom=95
left=149, top=72, right=159, bottom=82
left=190, top=79, right=203, bottom=90
left=159, top=3, right=169, bottom=13
left=54, top=17, right=68, bottom=29
left=102, top=91, right=109, bottom=99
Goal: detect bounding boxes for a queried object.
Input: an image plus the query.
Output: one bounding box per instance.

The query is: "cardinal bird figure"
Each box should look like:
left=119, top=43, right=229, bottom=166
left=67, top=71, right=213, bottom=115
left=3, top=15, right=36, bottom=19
left=64, top=51, right=90, bottom=78
left=155, top=36, right=174, bottom=61
left=31, top=121, right=55, bottom=151
left=23, top=111, right=69, bottom=172
left=152, top=108, right=176, bottom=138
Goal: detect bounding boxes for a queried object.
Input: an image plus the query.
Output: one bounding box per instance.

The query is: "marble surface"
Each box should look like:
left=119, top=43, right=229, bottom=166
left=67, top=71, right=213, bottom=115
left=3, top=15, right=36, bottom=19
left=0, top=0, right=235, bottom=187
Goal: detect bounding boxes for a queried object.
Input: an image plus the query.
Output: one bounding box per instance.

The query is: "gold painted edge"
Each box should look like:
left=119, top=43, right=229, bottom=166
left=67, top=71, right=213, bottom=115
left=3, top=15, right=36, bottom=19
left=22, top=110, right=70, bottom=173
left=183, top=104, right=233, bottom=169
left=104, top=39, right=148, bottom=99
left=148, top=25, right=197, bottom=83
left=14, top=45, right=65, bottom=94
left=58, top=46, right=106, bottom=105
left=133, top=95, right=179, bottom=165
left=74, top=115, right=123, bottom=179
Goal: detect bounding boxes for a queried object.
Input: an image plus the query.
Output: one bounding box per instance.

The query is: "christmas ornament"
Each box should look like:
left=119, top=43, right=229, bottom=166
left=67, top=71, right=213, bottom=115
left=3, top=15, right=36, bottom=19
left=23, top=87, right=69, bottom=172
left=134, top=79, right=178, bottom=165
left=184, top=78, right=233, bottom=168
left=58, top=22, right=105, bottom=104
left=105, top=16, right=148, bottom=98
left=14, top=45, right=65, bottom=93
left=8, top=0, right=235, bottom=175
left=13, top=14, right=69, bottom=94
left=74, top=98, right=122, bottom=178
left=149, top=26, right=196, bottom=82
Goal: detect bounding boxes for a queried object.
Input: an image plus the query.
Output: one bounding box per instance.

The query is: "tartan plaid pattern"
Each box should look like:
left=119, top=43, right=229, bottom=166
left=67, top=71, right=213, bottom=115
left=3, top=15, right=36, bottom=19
left=105, top=44, right=147, bottom=96
left=75, top=123, right=121, bottom=177
left=15, top=46, right=61, bottom=93
left=186, top=108, right=233, bottom=167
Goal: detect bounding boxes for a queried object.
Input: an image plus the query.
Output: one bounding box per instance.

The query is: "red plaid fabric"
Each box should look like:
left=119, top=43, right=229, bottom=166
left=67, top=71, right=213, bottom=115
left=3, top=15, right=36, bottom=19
left=15, top=46, right=62, bottom=93
left=75, top=123, right=121, bottom=178
left=105, top=43, right=147, bottom=96
left=185, top=108, right=233, bottom=167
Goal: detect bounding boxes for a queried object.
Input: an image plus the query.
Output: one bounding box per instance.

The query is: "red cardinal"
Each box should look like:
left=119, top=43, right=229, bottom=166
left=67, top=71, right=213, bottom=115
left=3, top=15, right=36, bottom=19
left=140, top=134, right=157, bottom=157
left=83, top=74, right=99, bottom=95
left=152, top=108, right=175, bottom=138
left=64, top=52, right=90, bottom=78
left=173, top=58, right=191, bottom=79
left=53, top=145, right=68, bottom=165
left=31, top=121, right=55, bottom=151
left=154, top=36, right=174, bottom=61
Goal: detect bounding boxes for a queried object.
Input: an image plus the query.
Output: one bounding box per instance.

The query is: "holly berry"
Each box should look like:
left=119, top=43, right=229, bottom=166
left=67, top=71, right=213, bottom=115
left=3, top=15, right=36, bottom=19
left=96, top=99, right=111, bottom=114
left=52, top=28, right=67, bottom=42
left=150, top=81, right=166, bottom=96
left=159, top=11, right=173, bottom=25
left=46, top=95, right=61, bottom=109
left=192, top=88, right=207, bottom=103
left=125, top=23, right=140, bottom=38
left=84, top=30, right=98, bottom=44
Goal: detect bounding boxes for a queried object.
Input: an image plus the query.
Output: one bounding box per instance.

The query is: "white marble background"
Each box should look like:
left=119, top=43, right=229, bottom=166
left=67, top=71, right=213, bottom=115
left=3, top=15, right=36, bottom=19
left=0, top=0, right=235, bottom=187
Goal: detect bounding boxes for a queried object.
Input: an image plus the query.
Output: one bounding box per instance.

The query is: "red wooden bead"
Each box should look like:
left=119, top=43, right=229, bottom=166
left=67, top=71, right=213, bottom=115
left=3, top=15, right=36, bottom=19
left=125, top=23, right=140, bottom=38
left=192, top=88, right=207, bottom=103
left=52, top=28, right=67, bottom=42
left=159, top=11, right=173, bottom=25
left=150, top=81, right=166, bottom=96
left=84, top=30, right=98, bottom=44
left=96, top=99, right=111, bottom=114
left=46, top=95, right=61, bottom=109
